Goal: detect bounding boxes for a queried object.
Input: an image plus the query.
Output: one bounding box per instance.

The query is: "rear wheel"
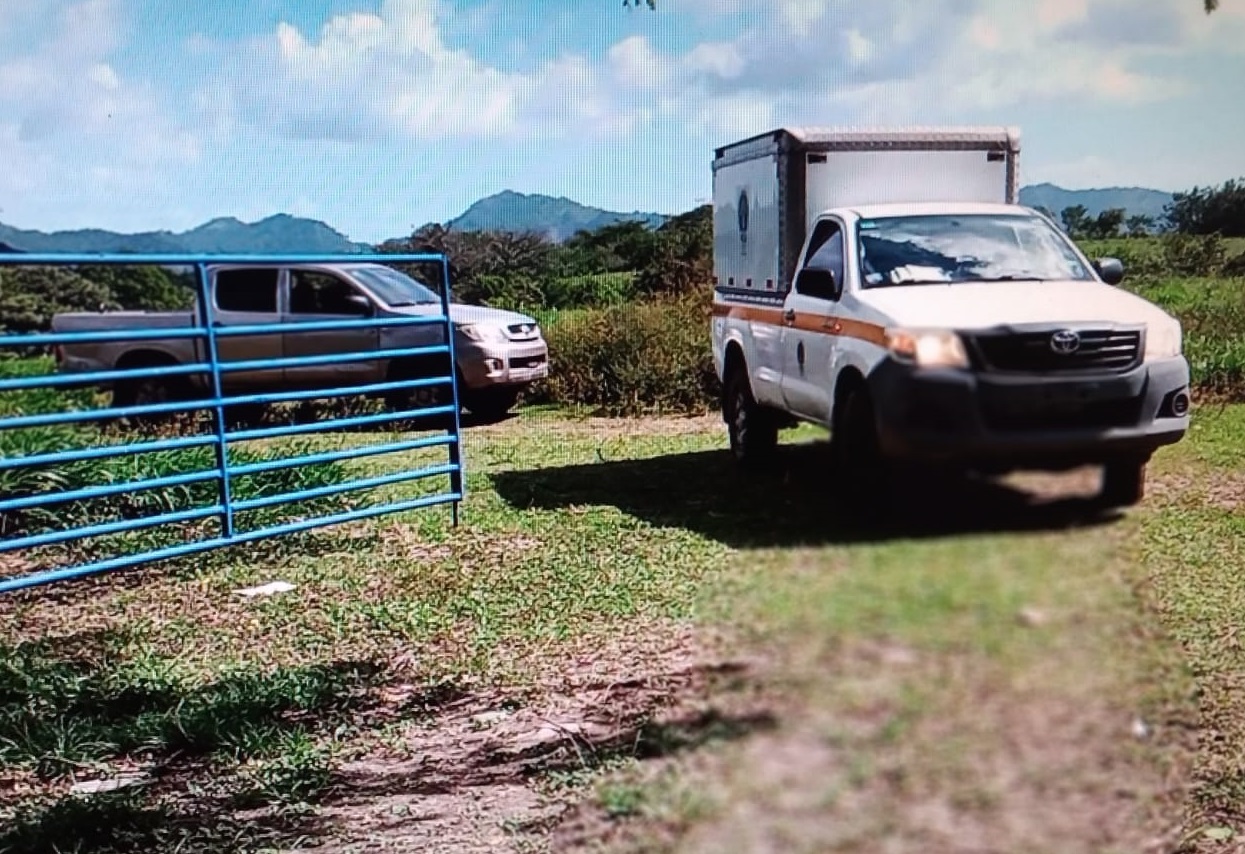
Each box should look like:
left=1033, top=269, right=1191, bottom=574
left=723, top=365, right=778, bottom=470
left=1099, top=456, right=1147, bottom=508
left=112, top=359, right=191, bottom=422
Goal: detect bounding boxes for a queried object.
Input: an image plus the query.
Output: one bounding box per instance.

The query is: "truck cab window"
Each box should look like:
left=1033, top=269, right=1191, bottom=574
left=289, top=270, right=366, bottom=315
left=215, top=269, right=278, bottom=313
left=799, top=220, right=845, bottom=294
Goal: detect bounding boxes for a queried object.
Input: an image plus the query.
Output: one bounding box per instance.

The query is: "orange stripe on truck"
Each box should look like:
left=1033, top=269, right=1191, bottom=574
left=712, top=303, right=887, bottom=347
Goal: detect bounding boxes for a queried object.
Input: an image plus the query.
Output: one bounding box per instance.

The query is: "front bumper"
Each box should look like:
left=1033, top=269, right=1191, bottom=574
left=869, top=356, right=1191, bottom=468
left=457, top=340, right=549, bottom=390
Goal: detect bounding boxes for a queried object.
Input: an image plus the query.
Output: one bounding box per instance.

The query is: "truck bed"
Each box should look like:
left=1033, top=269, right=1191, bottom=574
left=51, top=311, right=197, bottom=331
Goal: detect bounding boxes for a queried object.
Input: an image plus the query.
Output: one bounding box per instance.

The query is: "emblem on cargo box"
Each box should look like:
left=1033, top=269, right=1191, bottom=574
left=1049, top=329, right=1081, bottom=355
left=738, top=190, right=749, bottom=257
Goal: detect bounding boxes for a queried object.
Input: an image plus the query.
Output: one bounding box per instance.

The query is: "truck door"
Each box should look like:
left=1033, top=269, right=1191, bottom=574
left=210, top=267, right=285, bottom=390
left=282, top=267, right=380, bottom=390
left=780, top=218, right=847, bottom=424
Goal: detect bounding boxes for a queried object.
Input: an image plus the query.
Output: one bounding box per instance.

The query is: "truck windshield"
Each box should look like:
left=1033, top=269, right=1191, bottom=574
left=857, top=213, right=1094, bottom=288
left=350, top=266, right=441, bottom=307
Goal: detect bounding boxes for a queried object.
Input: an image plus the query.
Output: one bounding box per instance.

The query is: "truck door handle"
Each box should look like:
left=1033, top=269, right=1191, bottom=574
left=783, top=309, right=796, bottom=325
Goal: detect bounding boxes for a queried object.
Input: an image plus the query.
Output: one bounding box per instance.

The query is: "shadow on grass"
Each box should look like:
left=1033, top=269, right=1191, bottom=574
left=490, top=440, right=1122, bottom=548
left=0, top=629, right=418, bottom=854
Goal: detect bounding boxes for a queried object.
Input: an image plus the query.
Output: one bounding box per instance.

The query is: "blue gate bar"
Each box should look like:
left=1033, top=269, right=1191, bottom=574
left=0, top=362, right=211, bottom=392
left=0, top=469, right=222, bottom=514
left=0, top=434, right=219, bottom=472
left=213, top=314, right=449, bottom=336
left=0, top=327, right=207, bottom=348
left=0, top=491, right=460, bottom=595
left=214, top=344, right=450, bottom=374
left=1, top=505, right=225, bottom=553
left=0, top=433, right=218, bottom=471
left=228, top=435, right=455, bottom=477
left=221, top=375, right=449, bottom=408
left=228, top=404, right=459, bottom=443
left=232, top=463, right=458, bottom=513
left=0, top=251, right=465, bottom=593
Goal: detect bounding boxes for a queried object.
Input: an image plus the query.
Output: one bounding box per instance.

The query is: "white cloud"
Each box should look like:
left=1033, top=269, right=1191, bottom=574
left=213, top=0, right=632, bottom=143
left=0, top=0, right=200, bottom=231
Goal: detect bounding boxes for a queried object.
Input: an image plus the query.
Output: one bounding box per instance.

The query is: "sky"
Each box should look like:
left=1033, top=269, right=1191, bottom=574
left=0, top=0, right=1243, bottom=244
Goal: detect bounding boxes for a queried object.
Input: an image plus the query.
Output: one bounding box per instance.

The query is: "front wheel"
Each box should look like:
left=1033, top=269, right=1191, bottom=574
left=1099, top=457, right=1147, bottom=508
left=463, top=387, right=520, bottom=423
left=723, top=367, right=778, bottom=470
left=832, top=385, right=893, bottom=513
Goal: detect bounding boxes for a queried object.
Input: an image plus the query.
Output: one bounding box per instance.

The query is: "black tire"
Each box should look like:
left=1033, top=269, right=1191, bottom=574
left=463, top=387, right=520, bottom=423
left=1099, top=457, right=1147, bottom=508
left=832, top=384, right=891, bottom=512
left=723, top=366, right=778, bottom=470
left=385, top=356, right=454, bottom=413
left=112, top=362, right=191, bottom=422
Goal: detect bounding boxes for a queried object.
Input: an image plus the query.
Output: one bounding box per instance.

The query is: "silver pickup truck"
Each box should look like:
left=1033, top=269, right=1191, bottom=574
left=50, top=262, right=549, bottom=421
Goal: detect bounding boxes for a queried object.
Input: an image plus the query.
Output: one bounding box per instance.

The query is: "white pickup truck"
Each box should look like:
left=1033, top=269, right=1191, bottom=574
left=710, top=127, right=1190, bottom=508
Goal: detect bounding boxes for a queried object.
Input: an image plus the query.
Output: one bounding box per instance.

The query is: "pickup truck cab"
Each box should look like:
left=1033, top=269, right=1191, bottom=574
left=52, top=261, right=549, bottom=421
left=710, top=128, right=1190, bottom=508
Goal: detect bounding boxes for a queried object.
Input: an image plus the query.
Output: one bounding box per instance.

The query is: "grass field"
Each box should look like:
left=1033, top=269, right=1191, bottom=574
left=6, top=263, right=1245, bottom=851
left=2, top=398, right=1245, bottom=852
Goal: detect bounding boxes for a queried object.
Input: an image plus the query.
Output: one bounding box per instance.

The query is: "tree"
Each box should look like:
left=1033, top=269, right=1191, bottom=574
left=1126, top=214, right=1155, bottom=237
left=1163, top=179, right=1245, bottom=237
left=379, top=225, right=557, bottom=307
left=635, top=204, right=712, bottom=296
left=75, top=265, right=193, bottom=312
left=1060, top=205, right=1091, bottom=238
left=557, top=219, right=660, bottom=276
left=1086, top=208, right=1126, bottom=239
left=0, top=267, right=119, bottom=334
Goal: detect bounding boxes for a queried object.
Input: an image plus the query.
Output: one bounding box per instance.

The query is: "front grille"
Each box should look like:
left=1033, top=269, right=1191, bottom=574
left=509, top=355, right=545, bottom=370
left=980, top=395, right=1142, bottom=433
left=970, top=328, right=1142, bottom=374
left=507, top=323, right=540, bottom=340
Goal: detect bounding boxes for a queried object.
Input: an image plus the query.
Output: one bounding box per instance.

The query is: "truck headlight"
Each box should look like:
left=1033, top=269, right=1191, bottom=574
left=1144, top=322, right=1182, bottom=362
left=459, top=324, right=507, bottom=343
left=884, top=328, right=970, bottom=370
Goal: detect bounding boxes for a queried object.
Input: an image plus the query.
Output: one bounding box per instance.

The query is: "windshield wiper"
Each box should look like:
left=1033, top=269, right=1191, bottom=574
left=971, top=275, right=1043, bottom=282
left=871, top=279, right=954, bottom=287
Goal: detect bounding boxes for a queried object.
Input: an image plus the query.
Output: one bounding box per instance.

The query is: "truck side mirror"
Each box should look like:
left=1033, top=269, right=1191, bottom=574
left=795, top=268, right=841, bottom=301
left=1094, top=257, right=1125, bottom=286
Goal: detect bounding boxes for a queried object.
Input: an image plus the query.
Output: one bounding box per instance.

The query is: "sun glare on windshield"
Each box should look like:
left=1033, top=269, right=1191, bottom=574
left=858, top=213, right=1094, bottom=287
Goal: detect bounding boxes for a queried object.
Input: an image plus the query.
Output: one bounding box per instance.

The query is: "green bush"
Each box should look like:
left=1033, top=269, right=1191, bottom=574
left=1129, top=277, right=1245, bottom=398
left=1078, top=235, right=1231, bottom=280
left=544, top=272, right=637, bottom=309
left=533, top=293, right=718, bottom=416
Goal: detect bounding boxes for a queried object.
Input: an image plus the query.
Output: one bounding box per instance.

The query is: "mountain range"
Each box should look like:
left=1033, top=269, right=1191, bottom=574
left=0, top=185, right=1177, bottom=255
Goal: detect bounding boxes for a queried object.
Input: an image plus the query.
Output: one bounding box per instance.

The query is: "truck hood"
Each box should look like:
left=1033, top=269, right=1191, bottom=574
left=856, top=280, right=1176, bottom=330
left=389, top=303, right=538, bottom=328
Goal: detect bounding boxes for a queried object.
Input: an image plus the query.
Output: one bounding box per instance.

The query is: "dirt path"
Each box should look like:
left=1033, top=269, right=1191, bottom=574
left=268, top=424, right=1196, bottom=854
left=537, top=468, right=1193, bottom=854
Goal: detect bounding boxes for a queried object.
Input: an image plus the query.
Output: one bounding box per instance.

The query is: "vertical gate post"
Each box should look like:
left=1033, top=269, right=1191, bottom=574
left=195, top=262, right=236, bottom=538
left=441, top=255, right=464, bottom=527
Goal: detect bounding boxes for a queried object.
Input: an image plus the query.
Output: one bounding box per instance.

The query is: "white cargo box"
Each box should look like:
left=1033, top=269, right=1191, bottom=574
left=712, top=126, right=1022, bottom=299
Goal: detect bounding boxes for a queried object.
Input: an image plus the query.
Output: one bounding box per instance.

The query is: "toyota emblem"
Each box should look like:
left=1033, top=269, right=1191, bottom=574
left=1049, top=329, right=1081, bottom=355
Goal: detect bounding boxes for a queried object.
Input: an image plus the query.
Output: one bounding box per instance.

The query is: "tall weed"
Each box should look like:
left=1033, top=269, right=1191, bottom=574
left=535, top=292, right=718, bottom=416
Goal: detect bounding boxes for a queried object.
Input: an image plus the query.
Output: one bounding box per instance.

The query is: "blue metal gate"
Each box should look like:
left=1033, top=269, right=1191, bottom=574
left=0, top=253, right=464, bottom=594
